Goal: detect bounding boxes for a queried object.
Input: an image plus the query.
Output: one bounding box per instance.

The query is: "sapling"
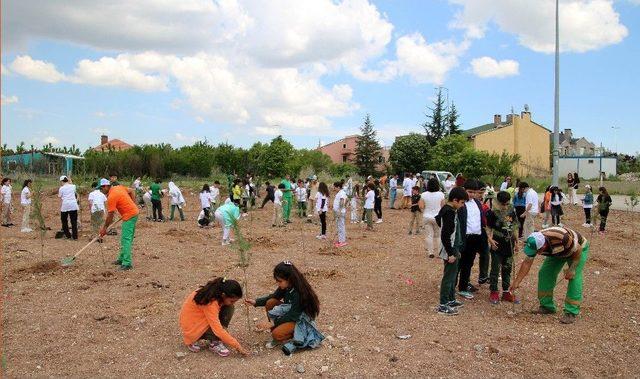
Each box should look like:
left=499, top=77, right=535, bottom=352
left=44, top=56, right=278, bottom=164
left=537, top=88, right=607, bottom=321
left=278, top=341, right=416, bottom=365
left=229, top=217, right=253, bottom=332
left=30, top=183, right=47, bottom=259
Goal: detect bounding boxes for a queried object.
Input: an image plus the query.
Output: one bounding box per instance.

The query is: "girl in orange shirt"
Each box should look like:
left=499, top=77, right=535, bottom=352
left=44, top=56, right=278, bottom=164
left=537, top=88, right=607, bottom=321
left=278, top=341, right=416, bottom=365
left=179, top=278, right=250, bottom=357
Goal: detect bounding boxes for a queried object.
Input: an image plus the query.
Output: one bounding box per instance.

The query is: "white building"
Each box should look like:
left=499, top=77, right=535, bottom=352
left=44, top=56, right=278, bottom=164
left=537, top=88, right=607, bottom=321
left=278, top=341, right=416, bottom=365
left=558, top=156, right=617, bottom=180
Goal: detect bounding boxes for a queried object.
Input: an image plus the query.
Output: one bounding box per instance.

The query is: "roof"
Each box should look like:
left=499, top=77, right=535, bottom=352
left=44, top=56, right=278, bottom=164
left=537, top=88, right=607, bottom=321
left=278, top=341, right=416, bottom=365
left=464, top=117, right=552, bottom=138
left=317, top=135, right=359, bottom=150
left=43, top=152, right=85, bottom=160
left=93, top=139, right=133, bottom=151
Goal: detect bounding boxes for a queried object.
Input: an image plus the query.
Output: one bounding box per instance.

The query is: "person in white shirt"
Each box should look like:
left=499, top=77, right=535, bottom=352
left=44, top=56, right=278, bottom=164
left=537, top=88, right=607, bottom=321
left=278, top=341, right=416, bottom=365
left=295, top=180, right=308, bottom=218
left=142, top=188, right=153, bottom=220
left=521, top=182, right=539, bottom=238
left=333, top=182, right=348, bottom=247
left=344, top=175, right=353, bottom=199
left=402, top=173, right=413, bottom=209
left=132, top=177, right=143, bottom=205
left=88, top=179, right=109, bottom=239
left=1, top=177, right=14, bottom=227
left=199, top=184, right=213, bottom=226
left=350, top=183, right=361, bottom=224
left=307, top=177, right=319, bottom=221
left=273, top=184, right=285, bottom=227
left=420, top=178, right=446, bottom=258
left=389, top=175, right=398, bottom=209
left=499, top=177, right=511, bottom=192
left=444, top=174, right=456, bottom=195
left=168, top=181, right=186, bottom=221
left=20, top=179, right=33, bottom=232
left=58, top=175, right=79, bottom=239
left=363, top=182, right=376, bottom=230
left=210, top=181, right=221, bottom=213
left=315, top=182, right=330, bottom=239
left=457, top=179, right=484, bottom=299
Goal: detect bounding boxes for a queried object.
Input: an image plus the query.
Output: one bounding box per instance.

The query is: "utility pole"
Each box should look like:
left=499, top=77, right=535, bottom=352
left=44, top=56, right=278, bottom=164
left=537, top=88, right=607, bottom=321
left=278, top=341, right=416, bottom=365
left=611, top=126, right=620, bottom=155
left=552, top=0, right=560, bottom=187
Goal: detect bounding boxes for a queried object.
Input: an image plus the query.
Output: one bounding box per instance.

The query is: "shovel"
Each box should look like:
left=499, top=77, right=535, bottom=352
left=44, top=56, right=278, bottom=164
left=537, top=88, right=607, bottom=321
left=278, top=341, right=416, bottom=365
left=61, top=218, right=122, bottom=266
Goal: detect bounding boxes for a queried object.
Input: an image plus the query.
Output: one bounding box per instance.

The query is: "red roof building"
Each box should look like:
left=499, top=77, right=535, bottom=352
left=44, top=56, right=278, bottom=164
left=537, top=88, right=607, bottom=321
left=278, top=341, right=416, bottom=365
left=93, top=135, right=133, bottom=152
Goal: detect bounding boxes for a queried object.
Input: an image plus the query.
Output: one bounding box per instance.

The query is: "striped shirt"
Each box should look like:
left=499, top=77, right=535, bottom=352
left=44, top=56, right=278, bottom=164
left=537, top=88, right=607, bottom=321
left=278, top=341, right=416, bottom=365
left=538, top=227, right=585, bottom=258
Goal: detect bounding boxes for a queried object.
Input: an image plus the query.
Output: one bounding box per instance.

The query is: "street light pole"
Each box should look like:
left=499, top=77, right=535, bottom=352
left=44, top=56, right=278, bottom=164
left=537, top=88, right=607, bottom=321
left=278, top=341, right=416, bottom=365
left=552, top=0, right=560, bottom=187
left=611, top=126, right=620, bottom=154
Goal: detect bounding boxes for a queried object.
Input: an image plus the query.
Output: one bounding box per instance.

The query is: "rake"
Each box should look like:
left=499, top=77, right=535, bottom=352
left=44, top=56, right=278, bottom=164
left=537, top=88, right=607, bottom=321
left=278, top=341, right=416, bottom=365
left=61, top=218, right=122, bottom=266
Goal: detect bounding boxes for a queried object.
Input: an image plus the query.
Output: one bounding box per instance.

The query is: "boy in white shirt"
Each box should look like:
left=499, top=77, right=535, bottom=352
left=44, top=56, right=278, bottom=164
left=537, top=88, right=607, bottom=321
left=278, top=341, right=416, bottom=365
left=402, top=173, right=413, bottom=209
left=88, top=179, right=108, bottom=240
left=364, top=182, right=375, bottom=230
left=1, top=178, right=13, bottom=227
left=58, top=176, right=79, bottom=240
left=333, top=182, right=348, bottom=247
left=21, top=179, right=33, bottom=232
left=522, top=182, right=539, bottom=239
left=295, top=180, right=308, bottom=218
left=199, top=184, right=213, bottom=226
left=272, top=184, right=285, bottom=227
left=210, top=181, right=221, bottom=213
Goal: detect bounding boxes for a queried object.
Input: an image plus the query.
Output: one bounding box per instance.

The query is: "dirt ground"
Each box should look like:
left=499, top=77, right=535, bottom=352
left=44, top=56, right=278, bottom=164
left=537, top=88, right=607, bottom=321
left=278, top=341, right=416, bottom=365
left=2, top=190, right=640, bottom=378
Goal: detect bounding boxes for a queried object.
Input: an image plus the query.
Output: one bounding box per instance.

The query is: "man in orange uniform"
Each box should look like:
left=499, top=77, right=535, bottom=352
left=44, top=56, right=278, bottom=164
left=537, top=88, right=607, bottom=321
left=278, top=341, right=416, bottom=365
left=98, top=178, right=139, bottom=270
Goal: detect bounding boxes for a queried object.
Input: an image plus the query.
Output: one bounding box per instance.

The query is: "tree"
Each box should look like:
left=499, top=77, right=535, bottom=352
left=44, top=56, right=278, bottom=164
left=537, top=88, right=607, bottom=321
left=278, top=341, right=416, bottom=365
left=423, top=88, right=447, bottom=145
left=389, top=133, right=431, bottom=174
left=354, top=114, right=382, bottom=176
left=261, top=136, right=294, bottom=178
left=486, top=151, right=521, bottom=186
left=446, top=101, right=462, bottom=135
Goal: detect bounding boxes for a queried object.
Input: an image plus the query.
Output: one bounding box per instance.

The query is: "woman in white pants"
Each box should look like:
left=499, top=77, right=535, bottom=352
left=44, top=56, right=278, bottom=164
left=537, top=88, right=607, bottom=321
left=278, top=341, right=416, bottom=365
left=420, top=178, right=445, bottom=258
left=214, top=199, right=240, bottom=246
left=350, top=184, right=361, bottom=223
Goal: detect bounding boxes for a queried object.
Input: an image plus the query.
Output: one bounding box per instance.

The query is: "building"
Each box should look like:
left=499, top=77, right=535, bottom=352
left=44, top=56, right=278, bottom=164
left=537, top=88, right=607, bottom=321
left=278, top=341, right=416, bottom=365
left=1, top=151, right=84, bottom=175
left=558, top=156, right=616, bottom=180
left=317, top=135, right=390, bottom=171
left=93, top=135, right=133, bottom=152
left=559, top=128, right=596, bottom=156
left=464, top=110, right=551, bottom=177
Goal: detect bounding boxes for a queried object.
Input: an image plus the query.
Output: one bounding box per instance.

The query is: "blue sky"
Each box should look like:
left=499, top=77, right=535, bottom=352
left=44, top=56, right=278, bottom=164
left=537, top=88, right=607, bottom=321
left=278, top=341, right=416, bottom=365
left=2, top=0, right=639, bottom=154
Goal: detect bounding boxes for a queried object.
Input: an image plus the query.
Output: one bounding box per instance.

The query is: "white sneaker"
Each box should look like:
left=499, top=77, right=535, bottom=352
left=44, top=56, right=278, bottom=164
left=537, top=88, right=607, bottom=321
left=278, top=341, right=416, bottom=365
left=222, top=240, right=230, bottom=246
left=316, top=235, right=323, bottom=239
left=265, top=340, right=278, bottom=349
left=542, top=224, right=549, bottom=228
left=375, top=219, right=383, bottom=224
left=21, top=228, right=33, bottom=233
left=558, top=223, right=564, bottom=227
left=582, top=223, right=592, bottom=227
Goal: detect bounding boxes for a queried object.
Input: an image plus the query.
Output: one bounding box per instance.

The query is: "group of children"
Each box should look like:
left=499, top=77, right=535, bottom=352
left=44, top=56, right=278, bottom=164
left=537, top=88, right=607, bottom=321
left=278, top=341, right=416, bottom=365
left=540, top=184, right=612, bottom=234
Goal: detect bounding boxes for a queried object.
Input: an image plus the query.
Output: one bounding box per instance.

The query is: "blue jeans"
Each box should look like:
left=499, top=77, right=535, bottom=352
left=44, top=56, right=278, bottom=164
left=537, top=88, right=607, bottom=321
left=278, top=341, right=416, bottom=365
left=389, top=189, right=397, bottom=209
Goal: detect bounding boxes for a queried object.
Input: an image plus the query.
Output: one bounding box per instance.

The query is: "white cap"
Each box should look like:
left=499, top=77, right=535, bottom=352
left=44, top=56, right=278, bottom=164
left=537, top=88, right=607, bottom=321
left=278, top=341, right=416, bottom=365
left=99, top=178, right=111, bottom=186
left=59, top=175, right=68, bottom=181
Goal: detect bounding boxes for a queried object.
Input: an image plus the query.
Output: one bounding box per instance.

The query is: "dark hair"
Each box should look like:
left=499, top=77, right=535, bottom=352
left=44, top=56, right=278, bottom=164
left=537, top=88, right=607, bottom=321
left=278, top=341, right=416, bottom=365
left=193, top=277, right=243, bottom=305
left=496, top=191, right=511, bottom=204
left=463, top=178, right=480, bottom=191
left=599, top=186, right=609, bottom=196
left=23, top=179, right=33, bottom=188
left=448, top=187, right=469, bottom=202
left=91, top=181, right=98, bottom=188
left=478, top=180, right=486, bottom=189
left=519, top=181, right=530, bottom=190
left=354, top=183, right=361, bottom=195
left=273, top=262, right=320, bottom=319
left=318, top=182, right=330, bottom=196
left=1, top=178, right=10, bottom=185
left=201, top=184, right=210, bottom=193
left=412, top=186, right=420, bottom=191
left=426, top=178, right=440, bottom=192
left=545, top=185, right=551, bottom=193
left=333, top=181, right=342, bottom=189
left=265, top=181, right=270, bottom=186
left=367, top=182, right=375, bottom=190
left=374, top=179, right=380, bottom=186
left=61, top=177, right=69, bottom=183
left=155, top=178, right=161, bottom=183
left=277, top=183, right=285, bottom=189
left=214, top=180, right=220, bottom=185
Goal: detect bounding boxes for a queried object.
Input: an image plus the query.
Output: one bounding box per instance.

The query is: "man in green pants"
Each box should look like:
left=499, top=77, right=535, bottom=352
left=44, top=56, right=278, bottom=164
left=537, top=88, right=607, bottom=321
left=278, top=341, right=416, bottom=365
left=510, top=226, right=589, bottom=324
left=280, top=175, right=293, bottom=223
left=99, top=178, right=140, bottom=271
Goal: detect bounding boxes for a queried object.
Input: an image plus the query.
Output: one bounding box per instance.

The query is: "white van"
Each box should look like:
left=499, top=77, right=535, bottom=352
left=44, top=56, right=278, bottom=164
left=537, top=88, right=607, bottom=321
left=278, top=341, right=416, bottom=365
left=421, top=170, right=454, bottom=191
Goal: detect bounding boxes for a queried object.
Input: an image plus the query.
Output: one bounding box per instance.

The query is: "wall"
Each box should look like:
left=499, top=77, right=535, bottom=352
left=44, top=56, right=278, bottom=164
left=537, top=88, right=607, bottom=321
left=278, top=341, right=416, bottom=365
left=558, top=157, right=617, bottom=179
left=318, top=135, right=389, bottom=171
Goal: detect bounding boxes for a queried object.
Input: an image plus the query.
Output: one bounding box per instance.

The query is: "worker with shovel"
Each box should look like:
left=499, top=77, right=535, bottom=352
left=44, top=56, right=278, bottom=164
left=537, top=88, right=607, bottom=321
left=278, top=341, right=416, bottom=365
left=99, top=178, right=139, bottom=271
left=510, top=226, right=589, bottom=324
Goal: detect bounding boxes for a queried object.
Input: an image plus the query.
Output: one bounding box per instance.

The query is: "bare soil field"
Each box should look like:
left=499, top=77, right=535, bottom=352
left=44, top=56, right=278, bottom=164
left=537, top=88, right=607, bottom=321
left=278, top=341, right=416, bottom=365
left=2, top=190, right=640, bottom=378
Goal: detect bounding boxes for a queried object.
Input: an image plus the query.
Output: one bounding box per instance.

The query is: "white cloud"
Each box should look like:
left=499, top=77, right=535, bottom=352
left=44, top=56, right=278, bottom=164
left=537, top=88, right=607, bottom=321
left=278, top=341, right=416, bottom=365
left=1, top=94, right=19, bottom=105
left=174, top=133, right=198, bottom=143
left=450, top=0, right=628, bottom=53
left=470, top=56, right=519, bottom=78
left=91, top=127, right=110, bottom=135
left=43, top=136, right=60, bottom=145
left=72, top=56, right=169, bottom=92
left=9, top=55, right=67, bottom=83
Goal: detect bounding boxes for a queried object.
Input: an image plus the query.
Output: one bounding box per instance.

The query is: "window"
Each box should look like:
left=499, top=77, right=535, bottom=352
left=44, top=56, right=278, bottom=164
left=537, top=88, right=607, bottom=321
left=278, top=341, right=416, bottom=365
left=342, top=156, right=347, bottom=163
left=588, top=159, right=594, bottom=164
left=342, top=143, right=347, bottom=149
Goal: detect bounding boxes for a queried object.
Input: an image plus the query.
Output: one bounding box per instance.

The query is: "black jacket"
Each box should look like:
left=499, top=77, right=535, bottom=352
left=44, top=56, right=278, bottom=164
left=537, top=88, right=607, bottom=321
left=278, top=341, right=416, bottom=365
left=457, top=198, right=487, bottom=245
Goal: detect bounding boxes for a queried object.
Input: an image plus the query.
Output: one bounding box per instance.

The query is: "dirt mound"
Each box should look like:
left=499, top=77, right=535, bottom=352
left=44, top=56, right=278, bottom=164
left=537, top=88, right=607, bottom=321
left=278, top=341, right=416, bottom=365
left=249, top=235, right=276, bottom=248
left=165, top=228, right=189, bottom=237
left=618, top=279, right=640, bottom=299
left=13, top=259, right=60, bottom=275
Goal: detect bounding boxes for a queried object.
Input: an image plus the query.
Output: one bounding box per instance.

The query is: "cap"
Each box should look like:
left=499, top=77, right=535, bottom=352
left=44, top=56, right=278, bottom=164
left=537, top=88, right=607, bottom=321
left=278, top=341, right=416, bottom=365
left=99, top=178, right=111, bottom=187
left=585, top=184, right=591, bottom=190
left=524, top=232, right=546, bottom=256
left=59, top=175, right=68, bottom=181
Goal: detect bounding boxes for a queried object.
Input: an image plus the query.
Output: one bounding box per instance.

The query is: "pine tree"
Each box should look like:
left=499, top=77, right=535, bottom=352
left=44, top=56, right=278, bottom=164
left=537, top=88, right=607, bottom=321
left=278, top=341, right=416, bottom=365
left=423, top=88, right=447, bottom=145
left=354, top=114, right=382, bottom=176
left=446, top=101, right=462, bottom=135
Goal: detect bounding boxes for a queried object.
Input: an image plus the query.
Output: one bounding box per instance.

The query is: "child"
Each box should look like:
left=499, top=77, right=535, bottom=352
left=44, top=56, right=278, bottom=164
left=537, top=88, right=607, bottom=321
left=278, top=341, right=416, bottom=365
left=273, top=184, right=284, bottom=227
left=333, top=182, right=348, bottom=247
left=214, top=199, right=240, bottom=246
left=88, top=180, right=108, bottom=241
left=261, top=181, right=275, bottom=208
left=20, top=179, right=33, bottom=232
left=241, top=179, right=250, bottom=215
left=308, top=177, right=318, bottom=220
left=1, top=178, right=13, bottom=227
left=374, top=179, right=383, bottom=223
left=582, top=185, right=594, bottom=227
left=541, top=186, right=552, bottom=228
left=486, top=191, right=519, bottom=304
left=210, top=181, right=221, bottom=214
left=550, top=186, right=564, bottom=226
left=168, top=181, right=186, bottom=221
left=408, top=186, right=421, bottom=235
left=315, top=182, right=329, bottom=239
left=512, top=185, right=527, bottom=238
left=295, top=180, right=307, bottom=218
left=232, top=179, right=242, bottom=206
left=199, top=184, right=213, bottom=227
left=350, top=183, right=361, bottom=224
left=179, top=277, right=250, bottom=356
left=363, top=182, right=375, bottom=230
left=142, top=188, right=153, bottom=220
left=597, top=186, right=612, bottom=235
left=245, top=261, right=321, bottom=353
left=435, top=186, right=468, bottom=315
left=150, top=178, right=164, bottom=222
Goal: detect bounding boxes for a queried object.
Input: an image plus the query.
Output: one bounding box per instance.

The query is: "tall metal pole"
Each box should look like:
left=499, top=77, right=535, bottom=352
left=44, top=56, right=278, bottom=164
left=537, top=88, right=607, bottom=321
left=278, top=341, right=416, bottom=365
left=552, top=0, right=560, bottom=186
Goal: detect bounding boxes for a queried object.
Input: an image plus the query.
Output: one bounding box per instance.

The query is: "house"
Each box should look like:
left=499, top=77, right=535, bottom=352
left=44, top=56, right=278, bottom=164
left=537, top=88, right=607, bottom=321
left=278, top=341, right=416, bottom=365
left=1, top=151, right=84, bottom=175
left=558, top=156, right=616, bottom=180
left=317, top=135, right=390, bottom=171
left=93, top=135, right=133, bottom=152
left=559, top=129, right=596, bottom=156
left=463, top=110, right=551, bottom=177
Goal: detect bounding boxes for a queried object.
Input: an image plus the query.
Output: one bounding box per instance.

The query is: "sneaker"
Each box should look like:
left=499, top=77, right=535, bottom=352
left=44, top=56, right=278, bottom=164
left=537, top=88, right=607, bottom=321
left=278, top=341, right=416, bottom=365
left=265, top=340, right=278, bottom=349
left=112, top=260, right=122, bottom=266
left=335, top=241, right=348, bottom=248
left=437, top=304, right=459, bottom=315
left=558, top=223, right=564, bottom=227
left=501, top=291, right=518, bottom=303
left=375, top=219, right=383, bottom=224
left=582, top=223, right=591, bottom=227
left=447, top=300, right=464, bottom=308
left=21, top=228, right=33, bottom=233
left=118, top=265, right=133, bottom=271
left=408, top=231, right=412, bottom=235
left=542, top=223, right=549, bottom=228
left=222, top=240, right=230, bottom=246
left=316, top=235, right=323, bottom=240
left=467, top=284, right=479, bottom=293
left=560, top=313, right=577, bottom=324
left=457, top=291, right=474, bottom=300
left=188, top=343, right=202, bottom=353
left=478, top=277, right=489, bottom=285
left=209, top=341, right=231, bottom=357
left=489, top=291, right=500, bottom=304
left=271, top=224, right=276, bottom=227
left=531, top=306, right=556, bottom=315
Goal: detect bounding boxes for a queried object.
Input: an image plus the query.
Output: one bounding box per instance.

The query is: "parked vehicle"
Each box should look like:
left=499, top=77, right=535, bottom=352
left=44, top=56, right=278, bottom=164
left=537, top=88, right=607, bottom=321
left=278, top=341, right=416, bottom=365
left=421, top=170, right=453, bottom=191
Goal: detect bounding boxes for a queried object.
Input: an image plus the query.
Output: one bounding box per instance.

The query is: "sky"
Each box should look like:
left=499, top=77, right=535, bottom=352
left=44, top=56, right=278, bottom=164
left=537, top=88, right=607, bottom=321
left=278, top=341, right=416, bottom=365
left=1, top=0, right=639, bottom=154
